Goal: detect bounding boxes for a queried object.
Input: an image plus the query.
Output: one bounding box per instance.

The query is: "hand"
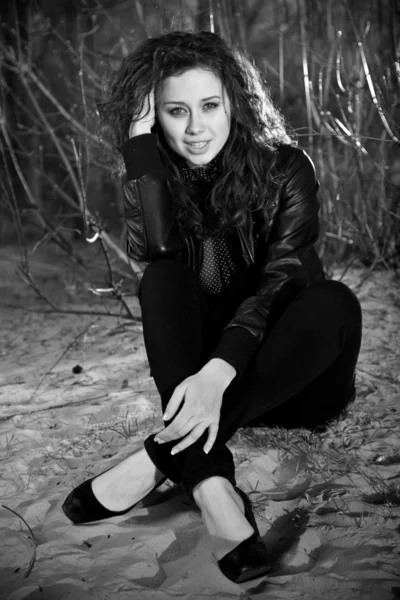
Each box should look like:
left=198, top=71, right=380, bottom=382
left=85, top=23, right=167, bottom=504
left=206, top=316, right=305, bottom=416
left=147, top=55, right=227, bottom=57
left=154, top=359, right=236, bottom=455
left=129, top=89, right=156, bottom=138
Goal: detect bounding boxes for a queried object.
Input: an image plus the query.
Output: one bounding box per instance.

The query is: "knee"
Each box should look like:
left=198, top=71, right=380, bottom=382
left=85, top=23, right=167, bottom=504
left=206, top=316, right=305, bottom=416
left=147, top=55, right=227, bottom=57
left=305, top=280, right=362, bottom=326
left=139, top=259, right=192, bottom=299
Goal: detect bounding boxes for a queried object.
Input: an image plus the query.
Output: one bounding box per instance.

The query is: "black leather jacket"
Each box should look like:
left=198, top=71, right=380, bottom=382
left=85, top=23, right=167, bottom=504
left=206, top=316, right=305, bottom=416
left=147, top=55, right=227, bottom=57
left=122, top=139, right=326, bottom=376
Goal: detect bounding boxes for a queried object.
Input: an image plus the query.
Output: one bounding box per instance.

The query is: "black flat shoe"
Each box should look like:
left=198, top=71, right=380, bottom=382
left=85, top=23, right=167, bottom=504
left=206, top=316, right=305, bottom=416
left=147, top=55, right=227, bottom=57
left=62, top=466, right=167, bottom=524
left=217, top=485, right=271, bottom=583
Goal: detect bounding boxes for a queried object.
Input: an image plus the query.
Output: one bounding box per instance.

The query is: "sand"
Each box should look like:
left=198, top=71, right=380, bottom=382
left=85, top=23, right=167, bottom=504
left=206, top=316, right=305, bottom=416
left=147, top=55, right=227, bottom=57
left=0, top=243, right=399, bottom=600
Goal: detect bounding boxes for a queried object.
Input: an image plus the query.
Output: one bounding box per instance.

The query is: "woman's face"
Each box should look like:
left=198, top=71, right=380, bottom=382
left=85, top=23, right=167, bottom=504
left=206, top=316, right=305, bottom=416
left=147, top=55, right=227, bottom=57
left=156, top=68, right=231, bottom=169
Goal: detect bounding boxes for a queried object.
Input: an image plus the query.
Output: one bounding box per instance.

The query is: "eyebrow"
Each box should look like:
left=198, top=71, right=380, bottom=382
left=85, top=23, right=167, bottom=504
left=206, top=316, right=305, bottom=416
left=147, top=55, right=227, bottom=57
left=163, top=95, right=221, bottom=105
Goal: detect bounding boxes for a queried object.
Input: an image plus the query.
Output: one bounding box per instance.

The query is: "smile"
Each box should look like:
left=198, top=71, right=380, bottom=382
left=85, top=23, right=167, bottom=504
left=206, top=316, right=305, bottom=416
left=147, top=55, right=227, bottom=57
left=186, top=141, right=210, bottom=148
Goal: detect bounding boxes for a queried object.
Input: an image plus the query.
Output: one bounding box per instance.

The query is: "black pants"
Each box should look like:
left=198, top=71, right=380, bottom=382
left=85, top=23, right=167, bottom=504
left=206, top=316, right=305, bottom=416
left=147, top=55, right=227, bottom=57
left=140, top=260, right=362, bottom=500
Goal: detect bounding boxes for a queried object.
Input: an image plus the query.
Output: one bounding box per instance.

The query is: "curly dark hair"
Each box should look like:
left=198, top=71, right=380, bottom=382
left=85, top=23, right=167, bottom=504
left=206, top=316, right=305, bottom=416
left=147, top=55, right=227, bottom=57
left=98, top=30, right=294, bottom=239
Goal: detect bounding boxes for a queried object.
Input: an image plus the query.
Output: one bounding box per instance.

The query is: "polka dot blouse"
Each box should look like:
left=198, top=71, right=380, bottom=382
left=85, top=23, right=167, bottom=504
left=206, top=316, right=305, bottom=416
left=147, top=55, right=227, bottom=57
left=179, top=158, right=250, bottom=320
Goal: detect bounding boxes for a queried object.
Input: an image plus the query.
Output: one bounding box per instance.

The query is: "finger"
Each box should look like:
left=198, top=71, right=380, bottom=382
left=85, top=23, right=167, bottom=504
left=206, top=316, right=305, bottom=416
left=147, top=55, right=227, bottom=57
left=203, top=422, right=220, bottom=454
left=157, top=415, right=197, bottom=443
left=170, top=423, right=207, bottom=455
left=163, top=384, right=186, bottom=421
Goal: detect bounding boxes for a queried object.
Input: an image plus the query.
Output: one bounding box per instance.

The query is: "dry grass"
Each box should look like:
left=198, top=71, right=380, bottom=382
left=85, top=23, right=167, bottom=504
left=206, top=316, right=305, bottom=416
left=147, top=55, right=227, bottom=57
left=231, top=395, right=400, bottom=528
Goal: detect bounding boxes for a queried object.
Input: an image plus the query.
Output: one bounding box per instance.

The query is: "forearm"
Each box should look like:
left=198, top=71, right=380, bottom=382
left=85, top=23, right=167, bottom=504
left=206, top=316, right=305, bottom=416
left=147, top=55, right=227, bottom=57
left=122, top=134, right=184, bottom=261
left=123, top=133, right=165, bottom=180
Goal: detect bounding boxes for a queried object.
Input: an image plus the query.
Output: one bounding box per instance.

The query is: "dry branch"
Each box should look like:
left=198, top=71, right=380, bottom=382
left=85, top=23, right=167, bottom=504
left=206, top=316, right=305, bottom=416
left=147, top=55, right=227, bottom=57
left=2, top=505, right=37, bottom=578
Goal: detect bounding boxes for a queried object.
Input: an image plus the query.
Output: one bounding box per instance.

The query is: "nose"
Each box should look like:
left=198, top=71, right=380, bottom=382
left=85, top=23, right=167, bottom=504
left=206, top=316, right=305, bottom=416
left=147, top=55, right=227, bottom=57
left=185, top=111, right=205, bottom=135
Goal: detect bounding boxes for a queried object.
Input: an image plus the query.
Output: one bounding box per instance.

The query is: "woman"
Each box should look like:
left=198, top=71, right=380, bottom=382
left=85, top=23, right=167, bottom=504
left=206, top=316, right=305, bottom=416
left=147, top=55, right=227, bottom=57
left=62, top=31, right=362, bottom=583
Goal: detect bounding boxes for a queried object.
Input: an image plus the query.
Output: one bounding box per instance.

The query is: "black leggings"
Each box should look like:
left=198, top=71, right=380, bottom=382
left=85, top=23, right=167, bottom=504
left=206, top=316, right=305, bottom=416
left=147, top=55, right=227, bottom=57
left=140, top=260, right=362, bottom=500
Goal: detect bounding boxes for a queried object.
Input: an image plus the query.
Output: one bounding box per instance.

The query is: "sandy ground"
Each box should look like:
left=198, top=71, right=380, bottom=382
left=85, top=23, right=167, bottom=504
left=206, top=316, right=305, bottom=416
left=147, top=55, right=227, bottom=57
left=0, top=242, right=399, bottom=600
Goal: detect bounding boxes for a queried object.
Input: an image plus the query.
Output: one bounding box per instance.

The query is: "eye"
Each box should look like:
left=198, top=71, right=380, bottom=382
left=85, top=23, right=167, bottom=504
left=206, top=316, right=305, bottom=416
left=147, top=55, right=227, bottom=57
left=169, top=107, right=186, bottom=115
left=168, top=102, right=219, bottom=116
left=204, top=102, right=219, bottom=110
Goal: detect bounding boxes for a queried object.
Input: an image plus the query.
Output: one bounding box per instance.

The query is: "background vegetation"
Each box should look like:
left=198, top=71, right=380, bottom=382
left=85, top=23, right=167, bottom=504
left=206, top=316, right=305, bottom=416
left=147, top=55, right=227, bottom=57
left=1, top=0, right=399, bottom=292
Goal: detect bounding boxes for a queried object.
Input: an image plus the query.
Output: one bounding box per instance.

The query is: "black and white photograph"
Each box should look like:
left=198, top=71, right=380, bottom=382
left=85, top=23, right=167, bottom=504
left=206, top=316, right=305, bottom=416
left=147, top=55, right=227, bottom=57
left=0, top=1, right=399, bottom=598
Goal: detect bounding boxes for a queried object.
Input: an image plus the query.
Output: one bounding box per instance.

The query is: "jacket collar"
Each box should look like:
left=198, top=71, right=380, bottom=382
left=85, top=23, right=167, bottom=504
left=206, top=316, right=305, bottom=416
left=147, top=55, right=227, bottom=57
left=175, top=152, right=222, bottom=185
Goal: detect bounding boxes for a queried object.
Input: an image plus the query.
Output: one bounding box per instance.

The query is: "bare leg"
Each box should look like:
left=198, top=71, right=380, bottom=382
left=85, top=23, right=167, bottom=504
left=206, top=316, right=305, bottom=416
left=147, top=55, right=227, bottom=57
left=91, top=446, right=165, bottom=512
left=192, top=476, right=254, bottom=561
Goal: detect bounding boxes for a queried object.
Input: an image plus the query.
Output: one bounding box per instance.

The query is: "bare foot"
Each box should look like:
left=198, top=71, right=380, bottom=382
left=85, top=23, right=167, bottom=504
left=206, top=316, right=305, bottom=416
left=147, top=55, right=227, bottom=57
left=192, top=476, right=254, bottom=561
left=91, top=447, right=165, bottom=511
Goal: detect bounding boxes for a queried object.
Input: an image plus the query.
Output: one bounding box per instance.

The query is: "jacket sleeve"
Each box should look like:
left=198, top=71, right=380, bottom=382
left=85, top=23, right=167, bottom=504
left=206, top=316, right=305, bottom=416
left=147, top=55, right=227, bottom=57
left=122, top=134, right=185, bottom=262
left=208, top=146, right=322, bottom=379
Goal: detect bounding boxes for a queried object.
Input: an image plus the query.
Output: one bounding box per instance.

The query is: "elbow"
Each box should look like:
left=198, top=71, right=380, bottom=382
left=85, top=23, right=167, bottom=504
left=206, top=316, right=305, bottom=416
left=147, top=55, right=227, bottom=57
left=146, top=227, right=185, bottom=260
left=147, top=243, right=183, bottom=261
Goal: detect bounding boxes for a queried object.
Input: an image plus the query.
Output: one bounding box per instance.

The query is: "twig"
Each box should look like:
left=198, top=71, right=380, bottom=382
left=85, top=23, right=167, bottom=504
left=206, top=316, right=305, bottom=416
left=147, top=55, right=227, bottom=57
left=0, top=393, right=110, bottom=423
left=72, top=31, right=92, bottom=242
left=14, top=66, right=136, bottom=273
left=45, top=21, right=102, bottom=88
left=1, top=397, right=106, bottom=424
left=28, top=321, right=98, bottom=403
left=345, top=3, right=399, bottom=143
left=356, top=367, right=395, bottom=383
left=0, top=119, right=76, bottom=260
left=29, top=166, right=139, bottom=271
left=0, top=303, right=142, bottom=321
left=0, top=145, right=27, bottom=263
left=98, top=235, right=137, bottom=320
left=17, top=265, right=60, bottom=311
left=71, top=137, right=89, bottom=235
left=336, top=254, right=362, bottom=282
left=2, top=504, right=37, bottom=578
left=298, top=0, right=313, bottom=151
left=4, top=51, right=111, bottom=149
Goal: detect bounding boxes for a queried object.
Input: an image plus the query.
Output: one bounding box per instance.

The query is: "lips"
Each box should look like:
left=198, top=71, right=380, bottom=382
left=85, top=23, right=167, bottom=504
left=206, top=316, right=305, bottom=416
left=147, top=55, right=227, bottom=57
left=185, top=141, right=211, bottom=155
left=185, top=141, right=210, bottom=146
